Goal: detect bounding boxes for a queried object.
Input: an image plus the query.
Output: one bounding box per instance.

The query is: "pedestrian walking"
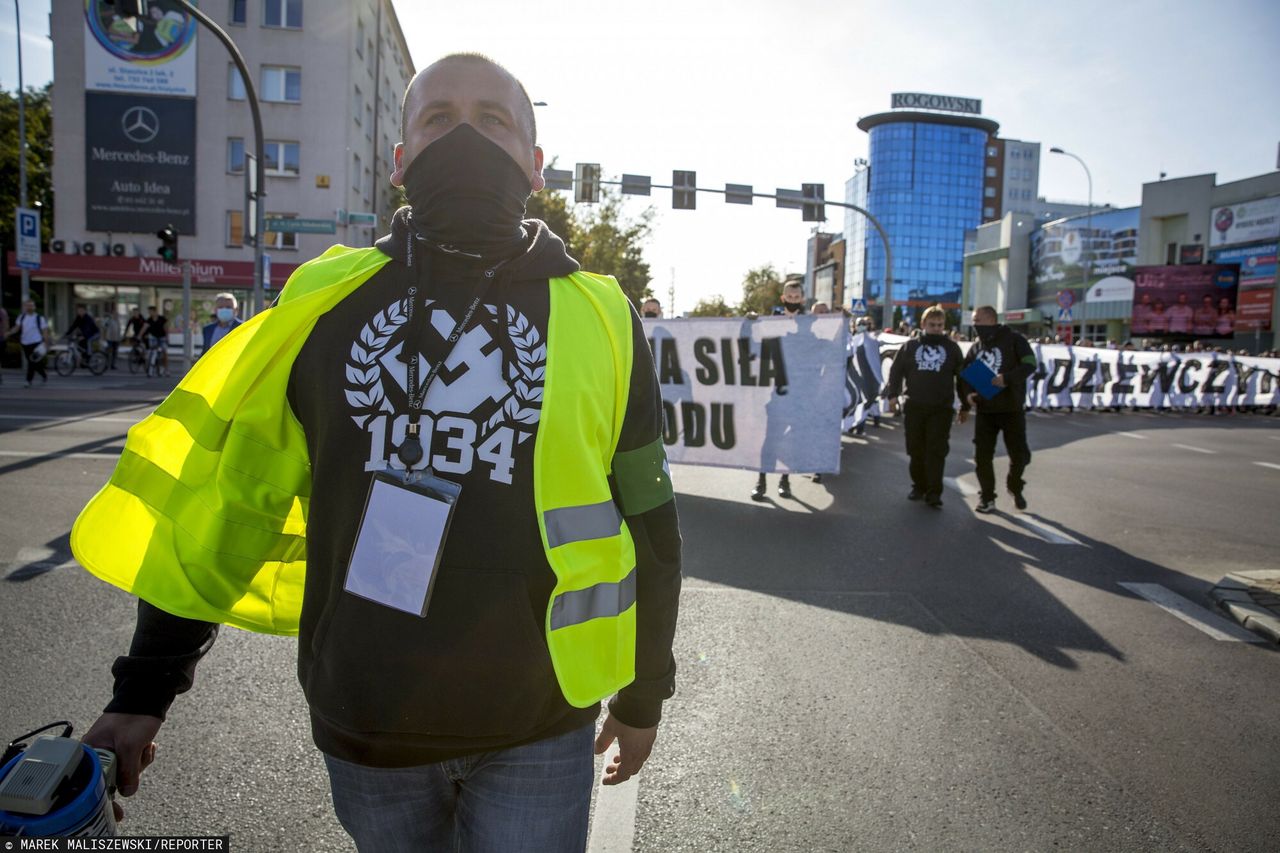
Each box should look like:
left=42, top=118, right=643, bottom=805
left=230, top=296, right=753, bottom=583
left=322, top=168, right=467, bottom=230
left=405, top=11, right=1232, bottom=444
left=198, top=292, right=243, bottom=357
left=961, top=305, right=1037, bottom=513
left=884, top=304, right=967, bottom=509
left=75, top=52, right=681, bottom=853
left=102, top=308, right=123, bottom=369
left=9, top=299, right=51, bottom=387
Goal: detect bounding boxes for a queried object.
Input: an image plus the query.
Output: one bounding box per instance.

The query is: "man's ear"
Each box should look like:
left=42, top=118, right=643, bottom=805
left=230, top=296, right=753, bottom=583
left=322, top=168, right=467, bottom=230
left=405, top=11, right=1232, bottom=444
left=390, top=142, right=406, bottom=188
left=530, top=145, right=546, bottom=192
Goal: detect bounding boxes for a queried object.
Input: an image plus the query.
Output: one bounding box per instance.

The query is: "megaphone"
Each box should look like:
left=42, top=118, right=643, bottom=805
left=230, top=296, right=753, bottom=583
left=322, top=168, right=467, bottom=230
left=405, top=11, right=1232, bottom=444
left=0, top=722, right=117, bottom=838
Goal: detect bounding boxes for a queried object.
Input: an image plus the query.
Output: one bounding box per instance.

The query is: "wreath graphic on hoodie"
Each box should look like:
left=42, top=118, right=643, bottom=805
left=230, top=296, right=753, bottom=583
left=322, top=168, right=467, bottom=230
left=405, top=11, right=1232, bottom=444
left=345, top=298, right=544, bottom=483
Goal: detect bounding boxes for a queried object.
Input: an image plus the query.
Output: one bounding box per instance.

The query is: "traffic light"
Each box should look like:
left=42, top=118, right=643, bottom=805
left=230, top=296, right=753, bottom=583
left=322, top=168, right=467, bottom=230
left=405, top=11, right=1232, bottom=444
left=673, top=170, right=696, bottom=210
left=802, top=183, right=826, bottom=222
left=574, top=163, right=601, bottom=204
left=156, top=224, right=178, bottom=262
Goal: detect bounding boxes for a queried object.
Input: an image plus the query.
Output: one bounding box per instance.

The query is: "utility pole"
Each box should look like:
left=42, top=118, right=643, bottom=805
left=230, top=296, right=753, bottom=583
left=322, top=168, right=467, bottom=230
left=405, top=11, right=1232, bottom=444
left=668, top=267, right=675, bottom=318
left=15, top=0, right=30, bottom=305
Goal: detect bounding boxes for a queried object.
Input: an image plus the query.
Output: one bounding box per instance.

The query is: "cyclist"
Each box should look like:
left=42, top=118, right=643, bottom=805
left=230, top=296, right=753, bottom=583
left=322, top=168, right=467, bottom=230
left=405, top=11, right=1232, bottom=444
left=143, top=306, right=169, bottom=375
left=68, top=305, right=101, bottom=355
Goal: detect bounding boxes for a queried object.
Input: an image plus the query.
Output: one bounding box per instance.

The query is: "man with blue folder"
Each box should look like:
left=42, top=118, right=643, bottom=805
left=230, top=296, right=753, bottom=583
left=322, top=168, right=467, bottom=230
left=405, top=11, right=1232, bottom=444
left=961, top=306, right=1037, bottom=513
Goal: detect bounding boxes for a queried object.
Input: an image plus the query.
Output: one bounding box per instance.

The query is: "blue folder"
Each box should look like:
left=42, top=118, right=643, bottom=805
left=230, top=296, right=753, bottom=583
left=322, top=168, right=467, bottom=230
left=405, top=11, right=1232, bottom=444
left=961, top=359, right=1002, bottom=400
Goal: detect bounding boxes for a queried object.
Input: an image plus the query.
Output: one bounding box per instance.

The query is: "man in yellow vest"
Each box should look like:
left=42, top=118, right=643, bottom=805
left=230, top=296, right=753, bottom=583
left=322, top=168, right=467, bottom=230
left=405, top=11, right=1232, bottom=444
left=76, top=53, right=682, bottom=852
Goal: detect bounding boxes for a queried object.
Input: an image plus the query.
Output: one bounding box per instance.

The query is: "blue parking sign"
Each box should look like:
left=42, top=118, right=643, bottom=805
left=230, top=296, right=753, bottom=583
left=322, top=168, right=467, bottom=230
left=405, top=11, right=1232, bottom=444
left=16, top=207, right=41, bottom=270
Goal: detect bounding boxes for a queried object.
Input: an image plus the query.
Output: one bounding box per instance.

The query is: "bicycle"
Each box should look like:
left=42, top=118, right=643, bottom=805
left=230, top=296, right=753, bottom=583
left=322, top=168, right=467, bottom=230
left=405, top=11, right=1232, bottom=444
left=142, top=335, right=167, bottom=378
left=53, top=333, right=108, bottom=377
left=127, top=340, right=147, bottom=374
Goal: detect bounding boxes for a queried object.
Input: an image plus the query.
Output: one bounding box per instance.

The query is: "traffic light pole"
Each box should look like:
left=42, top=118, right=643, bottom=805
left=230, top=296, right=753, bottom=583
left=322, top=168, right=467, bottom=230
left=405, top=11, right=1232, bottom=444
left=182, top=259, right=193, bottom=371
left=596, top=178, right=894, bottom=324
left=174, top=0, right=266, bottom=314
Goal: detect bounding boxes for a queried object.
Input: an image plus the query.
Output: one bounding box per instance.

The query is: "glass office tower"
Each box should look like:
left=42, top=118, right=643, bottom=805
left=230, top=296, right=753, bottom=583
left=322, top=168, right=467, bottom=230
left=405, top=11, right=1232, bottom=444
left=844, top=111, right=998, bottom=318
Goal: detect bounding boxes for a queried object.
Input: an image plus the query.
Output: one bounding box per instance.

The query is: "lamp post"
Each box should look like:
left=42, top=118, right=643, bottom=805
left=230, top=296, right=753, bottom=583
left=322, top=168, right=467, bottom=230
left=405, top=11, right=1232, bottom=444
left=14, top=0, right=30, bottom=305
left=1050, top=146, right=1092, bottom=344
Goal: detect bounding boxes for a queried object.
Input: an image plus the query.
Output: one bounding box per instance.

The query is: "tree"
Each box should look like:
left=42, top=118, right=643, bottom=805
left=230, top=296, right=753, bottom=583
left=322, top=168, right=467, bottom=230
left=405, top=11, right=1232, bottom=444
left=525, top=171, right=655, bottom=310
left=737, top=264, right=784, bottom=315
left=689, top=295, right=735, bottom=317
left=1, top=84, right=54, bottom=293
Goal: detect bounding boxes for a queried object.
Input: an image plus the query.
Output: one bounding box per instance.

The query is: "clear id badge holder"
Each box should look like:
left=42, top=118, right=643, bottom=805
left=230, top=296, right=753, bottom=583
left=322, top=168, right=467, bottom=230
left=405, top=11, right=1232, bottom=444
left=343, top=469, right=462, bottom=617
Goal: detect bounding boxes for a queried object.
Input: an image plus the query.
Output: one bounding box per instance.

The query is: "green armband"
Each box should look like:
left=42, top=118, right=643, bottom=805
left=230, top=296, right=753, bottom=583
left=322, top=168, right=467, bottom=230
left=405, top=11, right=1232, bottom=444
left=612, top=437, right=674, bottom=516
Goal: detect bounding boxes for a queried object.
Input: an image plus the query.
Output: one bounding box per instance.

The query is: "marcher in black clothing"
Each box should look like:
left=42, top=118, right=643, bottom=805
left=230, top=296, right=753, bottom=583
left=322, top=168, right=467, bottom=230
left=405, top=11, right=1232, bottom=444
left=960, top=305, right=1037, bottom=513
left=752, top=281, right=804, bottom=500
left=885, top=304, right=967, bottom=508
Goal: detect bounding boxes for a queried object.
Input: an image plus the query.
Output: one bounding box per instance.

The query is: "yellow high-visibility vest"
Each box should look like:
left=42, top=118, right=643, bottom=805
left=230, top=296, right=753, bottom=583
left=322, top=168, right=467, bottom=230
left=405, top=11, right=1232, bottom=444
left=71, top=244, right=639, bottom=708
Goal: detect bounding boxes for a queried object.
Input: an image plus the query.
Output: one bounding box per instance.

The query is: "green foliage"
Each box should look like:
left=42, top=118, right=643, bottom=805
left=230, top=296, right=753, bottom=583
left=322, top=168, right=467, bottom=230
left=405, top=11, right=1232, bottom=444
left=738, top=264, right=784, bottom=315
left=526, top=182, right=655, bottom=310
left=0, top=84, right=54, bottom=257
left=689, top=295, right=735, bottom=317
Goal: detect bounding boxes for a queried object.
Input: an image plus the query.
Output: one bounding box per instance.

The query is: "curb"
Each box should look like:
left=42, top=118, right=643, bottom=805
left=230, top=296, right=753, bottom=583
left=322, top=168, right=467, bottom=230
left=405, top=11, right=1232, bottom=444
left=1209, top=571, right=1280, bottom=644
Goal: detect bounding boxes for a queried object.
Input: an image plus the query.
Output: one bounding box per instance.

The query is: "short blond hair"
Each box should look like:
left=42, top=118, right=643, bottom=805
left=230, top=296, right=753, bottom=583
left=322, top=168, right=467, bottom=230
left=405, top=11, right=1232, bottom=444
left=921, top=304, right=946, bottom=324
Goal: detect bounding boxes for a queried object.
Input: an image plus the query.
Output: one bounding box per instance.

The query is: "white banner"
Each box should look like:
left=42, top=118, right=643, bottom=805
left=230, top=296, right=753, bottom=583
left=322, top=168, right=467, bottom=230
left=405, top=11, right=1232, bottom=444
left=84, top=0, right=198, bottom=96
left=1210, top=196, right=1280, bottom=248
left=645, top=317, right=849, bottom=473
left=862, top=335, right=1280, bottom=409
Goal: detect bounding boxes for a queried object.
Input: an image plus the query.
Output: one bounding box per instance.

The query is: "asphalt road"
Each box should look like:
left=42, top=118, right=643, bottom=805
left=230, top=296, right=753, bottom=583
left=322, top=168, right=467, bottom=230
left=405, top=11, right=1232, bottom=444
left=1, top=369, right=1277, bottom=852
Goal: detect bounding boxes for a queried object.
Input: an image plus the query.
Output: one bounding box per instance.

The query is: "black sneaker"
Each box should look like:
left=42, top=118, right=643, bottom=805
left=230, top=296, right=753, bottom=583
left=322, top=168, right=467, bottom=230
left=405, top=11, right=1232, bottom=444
left=778, top=477, right=793, bottom=499
left=750, top=484, right=766, bottom=501
left=1012, top=491, right=1028, bottom=511
left=927, top=497, right=943, bottom=509
left=975, top=498, right=996, bottom=514
left=908, top=488, right=924, bottom=501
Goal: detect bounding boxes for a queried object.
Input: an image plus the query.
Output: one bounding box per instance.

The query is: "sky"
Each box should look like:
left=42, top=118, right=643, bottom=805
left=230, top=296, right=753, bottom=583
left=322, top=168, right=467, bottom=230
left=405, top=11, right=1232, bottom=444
left=5, top=0, right=1280, bottom=314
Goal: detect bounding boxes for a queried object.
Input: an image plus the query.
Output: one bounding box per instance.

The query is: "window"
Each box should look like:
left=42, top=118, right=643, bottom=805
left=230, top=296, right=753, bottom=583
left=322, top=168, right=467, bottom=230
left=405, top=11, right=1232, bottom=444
left=264, top=213, right=299, bottom=250
left=365, top=104, right=373, bottom=138
left=986, top=145, right=998, bottom=158
left=228, top=64, right=246, bottom=100
left=354, top=86, right=363, bottom=125
left=226, top=210, right=244, bottom=247
left=353, top=153, right=362, bottom=192
left=262, top=66, right=301, bottom=103
left=364, top=167, right=372, bottom=202
left=263, top=140, right=300, bottom=176
left=984, top=186, right=996, bottom=198
left=264, top=0, right=302, bottom=28
left=227, top=137, right=245, bottom=173
left=229, top=0, right=246, bottom=25
left=985, top=166, right=996, bottom=177
left=356, top=20, right=364, bottom=56
left=984, top=206, right=995, bottom=218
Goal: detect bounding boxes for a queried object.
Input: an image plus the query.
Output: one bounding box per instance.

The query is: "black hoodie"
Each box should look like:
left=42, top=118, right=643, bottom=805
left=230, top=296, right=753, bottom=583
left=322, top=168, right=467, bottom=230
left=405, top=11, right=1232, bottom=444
left=106, top=209, right=682, bottom=768
left=960, top=325, right=1037, bottom=414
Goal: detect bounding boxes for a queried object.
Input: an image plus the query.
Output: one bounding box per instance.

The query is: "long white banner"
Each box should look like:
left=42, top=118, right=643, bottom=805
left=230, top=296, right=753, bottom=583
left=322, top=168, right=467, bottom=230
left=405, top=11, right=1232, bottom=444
left=867, top=335, right=1280, bottom=410
left=645, top=317, right=849, bottom=473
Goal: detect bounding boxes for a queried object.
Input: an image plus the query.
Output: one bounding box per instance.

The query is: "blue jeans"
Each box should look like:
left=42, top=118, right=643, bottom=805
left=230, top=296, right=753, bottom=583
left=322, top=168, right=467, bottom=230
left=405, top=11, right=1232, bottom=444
left=323, top=724, right=595, bottom=853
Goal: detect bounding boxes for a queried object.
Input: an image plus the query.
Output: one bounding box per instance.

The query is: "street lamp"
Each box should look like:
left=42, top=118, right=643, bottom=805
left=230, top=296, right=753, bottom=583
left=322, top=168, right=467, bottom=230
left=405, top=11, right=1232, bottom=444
left=1049, top=146, right=1092, bottom=344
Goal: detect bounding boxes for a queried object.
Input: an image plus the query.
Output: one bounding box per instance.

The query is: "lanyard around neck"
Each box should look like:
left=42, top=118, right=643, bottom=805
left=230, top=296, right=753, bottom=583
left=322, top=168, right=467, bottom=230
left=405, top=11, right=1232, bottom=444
left=397, top=259, right=501, bottom=469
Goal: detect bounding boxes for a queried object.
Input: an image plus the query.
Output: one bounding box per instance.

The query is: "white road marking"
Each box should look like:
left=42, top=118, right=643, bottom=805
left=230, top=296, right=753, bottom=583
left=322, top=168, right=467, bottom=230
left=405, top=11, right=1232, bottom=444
left=1269, top=435, right=1280, bottom=441
left=1118, top=583, right=1264, bottom=643
left=1007, top=515, right=1082, bottom=546
left=587, top=773, right=640, bottom=853
left=0, top=414, right=140, bottom=424
left=1171, top=443, right=1216, bottom=455
left=0, top=450, right=119, bottom=460
left=1254, top=462, right=1280, bottom=472
left=1115, top=431, right=1146, bottom=440
left=944, top=477, right=978, bottom=497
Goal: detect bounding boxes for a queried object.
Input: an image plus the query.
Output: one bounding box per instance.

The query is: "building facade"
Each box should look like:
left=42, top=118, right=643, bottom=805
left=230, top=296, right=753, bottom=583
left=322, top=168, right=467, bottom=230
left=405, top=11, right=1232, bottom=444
left=27, top=0, right=413, bottom=340
left=842, top=99, right=999, bottom=319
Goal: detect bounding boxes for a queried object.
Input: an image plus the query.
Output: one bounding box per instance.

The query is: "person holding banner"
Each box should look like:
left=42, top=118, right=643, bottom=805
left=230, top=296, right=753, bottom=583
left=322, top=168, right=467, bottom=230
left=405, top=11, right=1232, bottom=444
left=962, top=306, right=1037, bottom=514
left=754, top=282, right=806, bottom=499
left=885, top=305, right=967, bottom=508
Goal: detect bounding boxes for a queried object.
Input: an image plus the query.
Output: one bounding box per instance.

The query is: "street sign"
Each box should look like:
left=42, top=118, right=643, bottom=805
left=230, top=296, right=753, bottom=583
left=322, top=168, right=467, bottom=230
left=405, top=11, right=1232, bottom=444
left=262, top=253, right=272, bottom=288
left=725, top=184, right=753, bottom=205
left=1057, top=307, right=1073, bottom=322
left=265, top=218, right=337, bottom=234
left=1057, top=289, right=1074, bottom=309
left=575, top=163, right=601, bottom=204
left=347, top=212, right=378, bottom=227
left=775, top=188, right=805, bottom=210
left=15, top=207, right=40, bottom=270
left=621, top=174, right=651, bottom=196
left=801, top=183, right=825, bottom=222
left=850, top=298, right=868, bottom=314
left=672, top=170, right=696, bottom=210
left=544, top=168, right=573, bottom=191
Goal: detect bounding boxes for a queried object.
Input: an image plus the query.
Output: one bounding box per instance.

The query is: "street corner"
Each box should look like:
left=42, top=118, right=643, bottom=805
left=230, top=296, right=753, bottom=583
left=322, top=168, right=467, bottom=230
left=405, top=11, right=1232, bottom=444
left=1210, top=571, right=1280, bottom=644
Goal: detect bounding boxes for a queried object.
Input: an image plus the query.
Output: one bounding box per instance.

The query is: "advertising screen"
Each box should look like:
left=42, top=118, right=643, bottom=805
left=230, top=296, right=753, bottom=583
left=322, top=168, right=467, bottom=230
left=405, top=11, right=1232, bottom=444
left=1028, top=207, right=1140, bottom=310
left=84, top=0, right=198, bottom=96
left=1131, top=264, right=1240, bottom=338
left=1210, top=243, right=1276, bottom=332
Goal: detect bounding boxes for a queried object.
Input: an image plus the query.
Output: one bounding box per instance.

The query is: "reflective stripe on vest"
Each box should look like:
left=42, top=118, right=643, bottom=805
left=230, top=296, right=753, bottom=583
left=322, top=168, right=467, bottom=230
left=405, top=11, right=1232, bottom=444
left=544, top=500, right=622, bottom=549
left=550, top=567, right=637, bottom=631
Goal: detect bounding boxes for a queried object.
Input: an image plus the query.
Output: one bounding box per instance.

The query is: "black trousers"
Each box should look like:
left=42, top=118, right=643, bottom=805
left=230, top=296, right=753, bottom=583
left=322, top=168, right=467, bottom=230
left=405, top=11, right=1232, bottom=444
left=22, top=342, right=47, bottom=383
left=974, top=410, right=1031, bottom=500
left=904, top=403, right=953, bottom=501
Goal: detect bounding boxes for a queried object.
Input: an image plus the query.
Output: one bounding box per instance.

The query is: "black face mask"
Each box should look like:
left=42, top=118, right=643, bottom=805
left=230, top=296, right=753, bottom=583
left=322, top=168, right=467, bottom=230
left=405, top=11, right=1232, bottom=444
left=782, top=301, right=805, bottom=313
left=923, top=332, right=947, bottom=344
left=975, top=324, right=999, bottom=345
left=400, top=123, right=531, bottom=256
left=642, top=311, right=660, bottom=318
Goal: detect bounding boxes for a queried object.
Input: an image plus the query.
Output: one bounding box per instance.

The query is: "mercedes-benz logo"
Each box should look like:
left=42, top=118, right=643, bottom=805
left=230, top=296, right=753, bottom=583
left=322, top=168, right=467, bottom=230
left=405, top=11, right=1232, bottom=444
left=121, top=106, right=160, bottom=143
